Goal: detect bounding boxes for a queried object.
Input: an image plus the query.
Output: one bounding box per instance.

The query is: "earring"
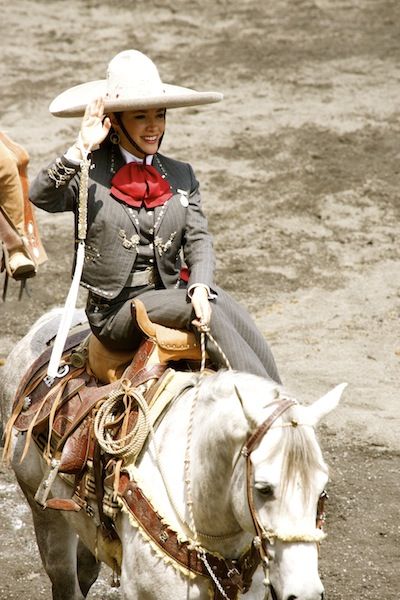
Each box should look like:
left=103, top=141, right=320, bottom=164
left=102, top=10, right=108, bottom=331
left=110, top=131, right=120, bottom=145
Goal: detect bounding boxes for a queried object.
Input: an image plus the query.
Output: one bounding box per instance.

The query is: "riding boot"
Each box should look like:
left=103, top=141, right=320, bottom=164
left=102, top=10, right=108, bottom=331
left=8, top=247, right=36, bottom=279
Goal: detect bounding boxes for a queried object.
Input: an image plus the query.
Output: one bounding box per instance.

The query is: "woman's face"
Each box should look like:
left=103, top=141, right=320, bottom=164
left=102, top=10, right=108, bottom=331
left=112, top=108, right=166, bottom=157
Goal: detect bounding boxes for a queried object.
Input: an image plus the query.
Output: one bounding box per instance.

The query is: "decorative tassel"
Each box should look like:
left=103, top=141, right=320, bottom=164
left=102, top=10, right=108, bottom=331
left=47, top=241, right=85, bottom=378
left=47, top=150, right=91, bottom=379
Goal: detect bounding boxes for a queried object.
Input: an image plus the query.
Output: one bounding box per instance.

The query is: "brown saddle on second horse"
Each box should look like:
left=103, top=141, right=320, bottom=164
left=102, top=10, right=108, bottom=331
left=0, top=132, right=47, bottom=300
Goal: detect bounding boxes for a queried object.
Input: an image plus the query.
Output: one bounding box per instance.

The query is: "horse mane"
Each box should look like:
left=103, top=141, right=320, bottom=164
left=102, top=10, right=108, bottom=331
left=197, top=370, right=280, bottom=422
left=278, top=406, right=324, bottom=506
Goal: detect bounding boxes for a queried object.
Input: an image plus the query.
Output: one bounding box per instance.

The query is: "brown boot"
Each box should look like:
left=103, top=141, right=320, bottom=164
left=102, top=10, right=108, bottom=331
left=8, top=248, right=36, bottom=279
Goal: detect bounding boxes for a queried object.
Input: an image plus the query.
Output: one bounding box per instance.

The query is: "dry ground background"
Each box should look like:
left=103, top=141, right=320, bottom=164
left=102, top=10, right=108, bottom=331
left=0, top=0, right=399, bottom=598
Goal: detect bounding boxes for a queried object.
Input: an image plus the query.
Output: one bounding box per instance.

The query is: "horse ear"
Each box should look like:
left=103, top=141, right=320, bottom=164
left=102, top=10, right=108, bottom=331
left=306, top=383, right=347, bottom=426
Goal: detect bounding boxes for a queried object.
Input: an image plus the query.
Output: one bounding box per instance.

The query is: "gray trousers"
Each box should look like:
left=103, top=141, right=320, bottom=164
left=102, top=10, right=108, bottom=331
left=86, top=286, right=281, bottom=383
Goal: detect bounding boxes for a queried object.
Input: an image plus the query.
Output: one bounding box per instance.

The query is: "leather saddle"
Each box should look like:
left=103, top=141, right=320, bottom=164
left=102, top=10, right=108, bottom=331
left=5, top=299, right=207, bottom=480
left=87, top=298, right=204, bottom=384
left=0, top=131, right=47, bottom=300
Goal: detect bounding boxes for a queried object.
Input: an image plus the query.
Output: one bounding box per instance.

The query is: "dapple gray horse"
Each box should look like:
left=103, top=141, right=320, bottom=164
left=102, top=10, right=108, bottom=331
left=1, top=309, right=345, bottom=599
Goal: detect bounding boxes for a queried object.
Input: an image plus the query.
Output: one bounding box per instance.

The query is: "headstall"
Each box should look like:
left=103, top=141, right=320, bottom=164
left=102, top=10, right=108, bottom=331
left=240, top=397, right=328, bottom=588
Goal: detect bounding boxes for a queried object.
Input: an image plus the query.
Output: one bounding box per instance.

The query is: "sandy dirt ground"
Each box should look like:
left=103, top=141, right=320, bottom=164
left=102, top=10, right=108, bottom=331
left=0, top=0, right=399, bottom=598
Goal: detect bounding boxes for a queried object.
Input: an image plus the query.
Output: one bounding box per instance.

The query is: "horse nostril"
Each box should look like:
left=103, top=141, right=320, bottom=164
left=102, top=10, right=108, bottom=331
left=285, top=593, right=323, bottom=600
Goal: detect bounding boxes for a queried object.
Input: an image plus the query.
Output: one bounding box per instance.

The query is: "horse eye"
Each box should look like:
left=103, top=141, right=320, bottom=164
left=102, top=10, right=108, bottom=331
left=255, top=482, right=275, bottom=498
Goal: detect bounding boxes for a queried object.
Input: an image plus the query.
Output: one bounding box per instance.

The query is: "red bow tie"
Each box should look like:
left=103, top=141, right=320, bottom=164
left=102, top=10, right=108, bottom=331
left=110, top=162, right=173, bottom=209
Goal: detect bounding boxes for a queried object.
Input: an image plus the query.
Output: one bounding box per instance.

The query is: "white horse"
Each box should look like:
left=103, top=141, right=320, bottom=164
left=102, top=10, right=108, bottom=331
left=1, top=310, right=346, bottom=600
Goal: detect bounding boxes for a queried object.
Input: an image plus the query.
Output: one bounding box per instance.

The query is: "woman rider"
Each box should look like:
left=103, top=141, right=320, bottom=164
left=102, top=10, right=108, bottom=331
left=30, top=49, right=280, bottom=382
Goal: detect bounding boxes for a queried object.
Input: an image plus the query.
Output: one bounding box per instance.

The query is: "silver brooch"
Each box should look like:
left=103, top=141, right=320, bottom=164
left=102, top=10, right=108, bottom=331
left=177, top=188, right=189, bottom=207
left=119, top=229, right=140, bottom=250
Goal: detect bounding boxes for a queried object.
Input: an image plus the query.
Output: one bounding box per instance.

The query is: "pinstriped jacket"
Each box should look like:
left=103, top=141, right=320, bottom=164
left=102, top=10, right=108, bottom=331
left=30, top=142, right=216, bottom=300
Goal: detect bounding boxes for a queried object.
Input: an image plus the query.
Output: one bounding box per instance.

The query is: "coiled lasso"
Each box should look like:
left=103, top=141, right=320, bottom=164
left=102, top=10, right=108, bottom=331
left=93, top=378, right=150, bottom=461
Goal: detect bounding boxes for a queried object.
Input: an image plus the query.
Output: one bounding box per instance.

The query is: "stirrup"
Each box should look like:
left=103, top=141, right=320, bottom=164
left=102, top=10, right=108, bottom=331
left=1, top=245, right=34, bottom=301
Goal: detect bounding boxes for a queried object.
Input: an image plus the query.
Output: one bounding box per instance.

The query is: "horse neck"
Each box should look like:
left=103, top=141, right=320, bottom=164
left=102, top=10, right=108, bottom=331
left=188, top=378, right=251, bottom=551
left=136, top=372, right=280, bottom=555
left=187, top=373, right=289, bottom=554
left=128, top=384, right=240, bottom=553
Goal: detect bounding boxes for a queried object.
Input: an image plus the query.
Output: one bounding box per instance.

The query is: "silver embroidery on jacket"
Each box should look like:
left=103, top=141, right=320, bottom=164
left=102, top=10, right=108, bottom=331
left=154, top=232, right=177, bottom=257
left=118, top=229, right=140, bottom=250
left=47, top=158, right=76, bottom=188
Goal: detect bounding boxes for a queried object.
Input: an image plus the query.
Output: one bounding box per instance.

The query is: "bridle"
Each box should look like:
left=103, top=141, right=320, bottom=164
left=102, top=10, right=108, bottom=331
left=184, top=334, right=328, bottom=597
left=239, top=396, right=328, bottom=589
left=241, top=398, right=296, bottom=584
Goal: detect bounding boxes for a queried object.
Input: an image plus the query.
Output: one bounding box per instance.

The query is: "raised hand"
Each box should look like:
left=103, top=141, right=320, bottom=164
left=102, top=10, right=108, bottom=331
left=78, top=97, right=112, bottom=154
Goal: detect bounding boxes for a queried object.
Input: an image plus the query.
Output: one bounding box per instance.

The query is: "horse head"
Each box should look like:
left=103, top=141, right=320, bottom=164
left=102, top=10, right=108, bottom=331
left=187, top=373, right=345, bottom=600
left=229, top=379, right=346, bottom=600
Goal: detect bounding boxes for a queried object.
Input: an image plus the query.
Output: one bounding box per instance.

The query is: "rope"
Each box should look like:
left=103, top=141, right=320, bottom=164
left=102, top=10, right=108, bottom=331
left=182, top=323, right=234, bottom=597
left=199, top=550, right=231, bottom=600
left=194, top=321, right=232, bottom=371
left=93, top=379, right=150, bottom=460
left=76, top=138, right=91, bottom=241
left=183, top=365, right=201, bottom=548
left=205, top=329, right=232, bottom=370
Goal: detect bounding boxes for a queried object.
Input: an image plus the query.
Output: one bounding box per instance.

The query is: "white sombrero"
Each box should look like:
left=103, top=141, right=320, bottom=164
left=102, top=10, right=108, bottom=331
left=49, top=49, right=223, bottom=117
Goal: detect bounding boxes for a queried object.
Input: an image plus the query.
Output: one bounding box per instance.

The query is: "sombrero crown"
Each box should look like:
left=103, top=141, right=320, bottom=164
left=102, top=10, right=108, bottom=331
left=49, top=50, right=223, bottom=117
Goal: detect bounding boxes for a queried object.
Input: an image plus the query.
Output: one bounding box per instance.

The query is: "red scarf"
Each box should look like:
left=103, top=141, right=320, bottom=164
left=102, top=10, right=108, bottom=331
left=110, top=162, right=173, bottom=209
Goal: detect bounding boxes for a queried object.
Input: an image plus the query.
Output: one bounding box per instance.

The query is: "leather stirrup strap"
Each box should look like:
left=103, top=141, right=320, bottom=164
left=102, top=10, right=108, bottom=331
left=93, top=442, right=117, bottom=539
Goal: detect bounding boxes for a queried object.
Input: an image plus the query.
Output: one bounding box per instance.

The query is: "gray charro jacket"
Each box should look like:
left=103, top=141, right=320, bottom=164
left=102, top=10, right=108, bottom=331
left=30, top=142, right=216, bottom=300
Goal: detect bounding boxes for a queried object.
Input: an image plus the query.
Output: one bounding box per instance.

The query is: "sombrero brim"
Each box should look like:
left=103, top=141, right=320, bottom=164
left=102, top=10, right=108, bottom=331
left=49, top=80, right=223, bottom=117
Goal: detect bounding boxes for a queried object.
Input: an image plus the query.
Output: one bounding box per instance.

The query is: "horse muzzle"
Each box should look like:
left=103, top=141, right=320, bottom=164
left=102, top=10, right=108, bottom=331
left=270, top=584, right=325, bottom=600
